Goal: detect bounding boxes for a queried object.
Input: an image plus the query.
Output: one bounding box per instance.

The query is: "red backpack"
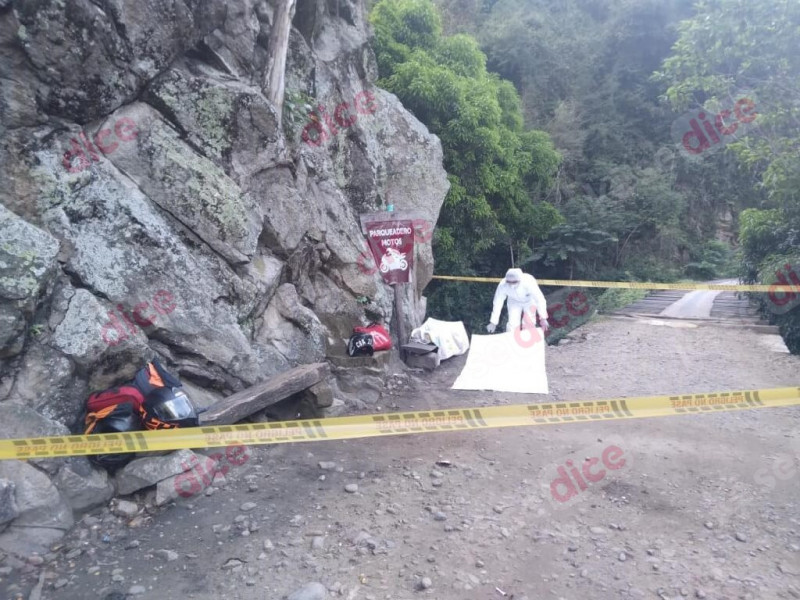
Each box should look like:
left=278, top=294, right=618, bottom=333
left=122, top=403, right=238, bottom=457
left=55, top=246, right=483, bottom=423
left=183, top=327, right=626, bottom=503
left=84, top=386, right=145, bottom=434
left=353, top=323, right=392, bottom=351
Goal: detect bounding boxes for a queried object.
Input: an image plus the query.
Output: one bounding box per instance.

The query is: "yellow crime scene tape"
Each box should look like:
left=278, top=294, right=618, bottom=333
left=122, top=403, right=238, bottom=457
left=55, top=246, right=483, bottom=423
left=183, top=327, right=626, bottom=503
left=1, top=387, right=797, bottom=460
left=431, top=275, right=797, bottom=293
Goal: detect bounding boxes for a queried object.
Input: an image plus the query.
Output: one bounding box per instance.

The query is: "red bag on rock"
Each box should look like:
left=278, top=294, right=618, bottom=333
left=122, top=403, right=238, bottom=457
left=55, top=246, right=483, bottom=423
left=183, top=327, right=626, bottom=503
left=353, top=323, right=392, bottom=351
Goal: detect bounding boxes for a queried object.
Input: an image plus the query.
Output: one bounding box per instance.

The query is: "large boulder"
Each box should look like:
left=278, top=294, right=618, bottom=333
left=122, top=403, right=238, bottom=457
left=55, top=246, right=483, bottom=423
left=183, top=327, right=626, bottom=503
left=115, top=449, right=203, bottom=497
left=8, top=0, right=223, bottom=123
left=144, top=65, right=286, bottom=183
left=53, top=460, right=115, bottom=512
left=256, top=283, right=327, bottom=366
left=0, top=461, right=73, bottom=557
left=11, top=340, right=87, bottom=425
left=101, top=102, right=263, bottom=265
left=0, top=204, right=60, bottom=359
left=32, top=143, right=266, bottom=385
left=0, top=0, right=450, bottom=554
left=0, top=401, right=71, bottom=440
left=0, top=401, right=75, bottom=475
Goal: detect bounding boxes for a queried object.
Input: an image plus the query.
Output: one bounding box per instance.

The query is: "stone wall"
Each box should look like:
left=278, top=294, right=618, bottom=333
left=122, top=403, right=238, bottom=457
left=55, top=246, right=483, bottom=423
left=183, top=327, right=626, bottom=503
left=0, top=0, right=449, bottom=556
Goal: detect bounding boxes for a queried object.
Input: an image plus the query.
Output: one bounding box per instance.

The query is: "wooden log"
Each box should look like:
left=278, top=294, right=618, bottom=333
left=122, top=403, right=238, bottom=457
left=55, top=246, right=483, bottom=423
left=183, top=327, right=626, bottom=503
left=262, top=0, right=297, bottom=122
left=200, top=362, right=330, bottom=425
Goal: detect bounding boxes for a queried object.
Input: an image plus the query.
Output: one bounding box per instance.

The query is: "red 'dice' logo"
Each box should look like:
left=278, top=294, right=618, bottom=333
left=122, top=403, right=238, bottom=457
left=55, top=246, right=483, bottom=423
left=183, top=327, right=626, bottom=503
left=766, top=262, right=800, bottom=315
left=174, top=445, right=250, bottom=498
left=541, top=436, right=631, bottom=510
left=62, top=117, right=138, bottom=173
left=302, top=90, right=378, bottom=147
left=100, top=290, right=177, bottom=346
left=671, top=94, right=758, bottom=159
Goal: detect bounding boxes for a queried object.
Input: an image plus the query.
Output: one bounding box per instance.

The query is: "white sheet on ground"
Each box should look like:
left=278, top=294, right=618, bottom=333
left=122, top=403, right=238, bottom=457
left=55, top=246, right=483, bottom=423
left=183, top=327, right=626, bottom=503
left=451, top=328, right=548, bottom=394
left=410, top=318, right=470, bottom=361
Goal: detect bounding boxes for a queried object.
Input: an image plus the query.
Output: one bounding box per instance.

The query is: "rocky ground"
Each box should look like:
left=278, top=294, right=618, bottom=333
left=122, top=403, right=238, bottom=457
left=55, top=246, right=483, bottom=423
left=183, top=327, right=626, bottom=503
left=1, top=315, right=799, bottom=600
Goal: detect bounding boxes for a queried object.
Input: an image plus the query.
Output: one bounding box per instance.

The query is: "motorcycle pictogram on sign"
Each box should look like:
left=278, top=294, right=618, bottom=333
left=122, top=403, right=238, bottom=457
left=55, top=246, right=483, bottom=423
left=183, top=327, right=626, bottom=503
left=379, top=248, right=409, bottom=274
left=364, top=219, right=415, bottom=284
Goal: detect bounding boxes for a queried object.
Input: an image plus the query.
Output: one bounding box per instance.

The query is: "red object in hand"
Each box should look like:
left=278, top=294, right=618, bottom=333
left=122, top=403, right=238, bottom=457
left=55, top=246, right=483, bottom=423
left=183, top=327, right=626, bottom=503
left=353, top=323, right=392, bottom=351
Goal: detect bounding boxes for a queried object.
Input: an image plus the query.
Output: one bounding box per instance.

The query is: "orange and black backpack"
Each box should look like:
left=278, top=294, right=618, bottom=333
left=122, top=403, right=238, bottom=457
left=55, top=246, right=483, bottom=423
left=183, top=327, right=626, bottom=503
left=83, top=359, right=179, bottom=431
left=82, top=359, right=197, bottom=470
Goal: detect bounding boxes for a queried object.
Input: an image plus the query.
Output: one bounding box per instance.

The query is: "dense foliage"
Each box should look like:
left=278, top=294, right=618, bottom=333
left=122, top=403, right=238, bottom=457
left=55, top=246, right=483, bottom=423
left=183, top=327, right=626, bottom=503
left=657, top=0, right=800, bottom=352
left=441, top=0, right=764, bottom=285
left=369, top=0, right=798, bottom=351
left=371, top=0, right=562, bottom=331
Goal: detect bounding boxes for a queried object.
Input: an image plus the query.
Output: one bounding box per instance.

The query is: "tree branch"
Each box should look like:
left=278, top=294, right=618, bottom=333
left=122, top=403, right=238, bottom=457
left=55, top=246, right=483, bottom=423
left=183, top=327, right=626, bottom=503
left=262, top=0, right=298, bottom=123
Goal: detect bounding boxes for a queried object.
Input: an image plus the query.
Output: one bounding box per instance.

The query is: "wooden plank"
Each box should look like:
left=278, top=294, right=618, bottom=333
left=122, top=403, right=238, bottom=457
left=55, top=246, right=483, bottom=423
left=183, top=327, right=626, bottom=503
left=261, top=0, right=297, bottom=122
left=199, top=363, right=330, bottom=426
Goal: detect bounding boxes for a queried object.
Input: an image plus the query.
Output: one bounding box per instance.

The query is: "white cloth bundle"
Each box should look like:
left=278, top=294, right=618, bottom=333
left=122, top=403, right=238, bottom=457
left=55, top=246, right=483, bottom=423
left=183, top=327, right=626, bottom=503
left=410, top=318, right=470, bottom=361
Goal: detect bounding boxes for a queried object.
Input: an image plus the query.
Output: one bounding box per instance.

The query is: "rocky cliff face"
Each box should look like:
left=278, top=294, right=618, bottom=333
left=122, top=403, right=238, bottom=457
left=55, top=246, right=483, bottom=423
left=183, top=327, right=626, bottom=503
left=0, top=0, right=448, bottom=555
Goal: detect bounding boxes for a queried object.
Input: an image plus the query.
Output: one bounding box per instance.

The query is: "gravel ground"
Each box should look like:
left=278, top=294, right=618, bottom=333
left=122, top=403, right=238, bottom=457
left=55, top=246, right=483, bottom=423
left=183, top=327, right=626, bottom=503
left=3, top=315, right=799, bottom=600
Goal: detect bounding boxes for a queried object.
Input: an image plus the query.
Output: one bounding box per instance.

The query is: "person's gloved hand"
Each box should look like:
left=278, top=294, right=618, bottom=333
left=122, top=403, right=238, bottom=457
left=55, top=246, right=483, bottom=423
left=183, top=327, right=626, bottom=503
left=486, top=323, right=496, bottom=333
left=539, top=318, right=549, bottom=334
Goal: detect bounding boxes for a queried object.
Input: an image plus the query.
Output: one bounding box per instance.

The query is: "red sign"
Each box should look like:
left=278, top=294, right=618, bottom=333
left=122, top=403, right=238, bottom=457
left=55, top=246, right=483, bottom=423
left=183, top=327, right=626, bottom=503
left=365, top=220, right=414, bottom=284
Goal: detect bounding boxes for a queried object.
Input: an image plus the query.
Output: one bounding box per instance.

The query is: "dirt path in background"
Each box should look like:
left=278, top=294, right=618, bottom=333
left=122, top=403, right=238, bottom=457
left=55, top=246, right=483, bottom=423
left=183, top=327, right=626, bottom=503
left=4, top=315, right=800, bottom=600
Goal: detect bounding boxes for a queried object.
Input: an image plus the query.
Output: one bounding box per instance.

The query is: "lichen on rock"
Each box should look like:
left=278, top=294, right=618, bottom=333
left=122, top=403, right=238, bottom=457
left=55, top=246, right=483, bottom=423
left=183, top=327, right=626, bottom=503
left=0, top=0, right=449, bottom=553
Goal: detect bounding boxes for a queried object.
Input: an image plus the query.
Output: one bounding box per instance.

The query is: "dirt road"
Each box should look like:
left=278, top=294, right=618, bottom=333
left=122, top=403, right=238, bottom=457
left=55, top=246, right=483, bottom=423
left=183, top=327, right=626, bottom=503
left=4, top=315, right=799, bottom=600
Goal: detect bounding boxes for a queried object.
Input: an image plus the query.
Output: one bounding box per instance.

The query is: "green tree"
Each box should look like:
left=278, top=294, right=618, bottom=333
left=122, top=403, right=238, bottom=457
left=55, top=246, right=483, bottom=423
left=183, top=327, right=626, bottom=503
left=443, top=0, right=707, bottom=285
left=684, top=240, right=735, bottom=279
left=424, top=0, right=791, bottom=332
left=371, top=0, right=562, bottom=329
left=656, top=0, right=800, bottom=211
left=657, top=0, right=800, bottom=352
left=530, top=223, right=618, bottom=280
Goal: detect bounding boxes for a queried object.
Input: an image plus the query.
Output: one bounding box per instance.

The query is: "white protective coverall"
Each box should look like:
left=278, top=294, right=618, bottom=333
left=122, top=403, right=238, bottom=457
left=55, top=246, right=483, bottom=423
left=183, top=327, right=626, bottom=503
left=490, top=268, right=548, bottom=332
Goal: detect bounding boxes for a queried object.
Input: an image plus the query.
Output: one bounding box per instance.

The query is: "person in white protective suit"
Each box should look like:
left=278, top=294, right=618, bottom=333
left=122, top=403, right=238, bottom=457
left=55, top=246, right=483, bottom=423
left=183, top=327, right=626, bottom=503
left=486, top=268, right=550, bottom=334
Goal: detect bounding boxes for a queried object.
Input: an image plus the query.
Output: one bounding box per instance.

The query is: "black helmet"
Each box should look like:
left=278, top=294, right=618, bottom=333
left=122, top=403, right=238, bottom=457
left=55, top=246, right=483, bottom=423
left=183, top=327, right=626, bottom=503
left=140, top=387, right=198, bottom=430
left=347, top=333, right=374, bottom=357
left=88, top=403, right=140, bottom=472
